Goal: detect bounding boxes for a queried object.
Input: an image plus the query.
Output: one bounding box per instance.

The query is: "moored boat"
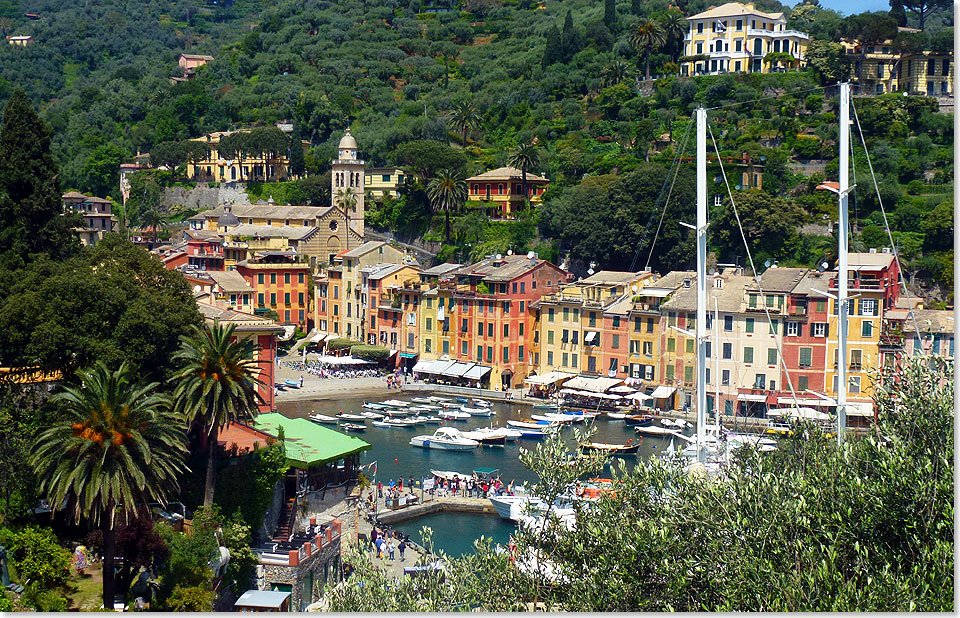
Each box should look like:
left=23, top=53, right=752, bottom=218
left=339, top=423, right=366, bottom=432
left=439, top=410, right=471, bottom=420
left=410, top=428, right=480, bottom=451
left=461, top=406, right=493, bottom=416
left=360, top=411, right=384, bottom=420
left=460, top=429, right=507, bottom=446
left=580, top=440, right=640, bottom=456
left=363, top=402, right=389, bottom=411
left=308, top=414, right=339, bottom=424
left=623, top=414, right=655, bottom=427
left=336, top=412, right=367, bottom=421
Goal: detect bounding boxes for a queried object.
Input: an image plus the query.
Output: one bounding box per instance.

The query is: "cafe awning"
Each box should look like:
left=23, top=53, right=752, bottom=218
left=737, top=392, right=768, bottom=402
left=524, top=371, right=576, bottom=386
left=442, top=361, right=475, bottom=378
left=776, top=396, right=829, bottom=407
left=767, top=407, right=831, bottom=421
left=463, top=364, right=492, bottom=380
left=563, top=375, right=624, bottom=393
left=649, top=385, right=677, bottom=399
left=844, top=401, right=875, bottom=417
left=412, top=359, right=432, bottom=373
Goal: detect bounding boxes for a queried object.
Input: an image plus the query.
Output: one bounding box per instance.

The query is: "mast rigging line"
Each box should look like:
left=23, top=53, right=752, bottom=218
left=706, top=119, right=805, bottom=414
left=628, top=114, right=694, bottom=273
left=849, top=99, right=925, bottom=346
left=703, top=85, right=828, bottom=112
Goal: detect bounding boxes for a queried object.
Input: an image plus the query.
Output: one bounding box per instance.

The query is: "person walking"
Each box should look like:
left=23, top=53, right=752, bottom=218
left=370, top=528, right=378, bottom=552
left=375, top=536, right=384, bottom=559
left=398, top=539, right=406, bottom=561
left=299, top=374, right=304, bottom=388
left=377, top=481, right=383, bottom=499
left=387, top=540, right=396, bottom=561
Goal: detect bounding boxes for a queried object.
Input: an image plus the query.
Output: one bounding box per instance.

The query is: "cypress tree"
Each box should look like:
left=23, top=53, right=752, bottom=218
left=288, top=124, right=306, bottom=178
left=888, top=0, right=907, bottom=26
left=542, top=24, right=562, bottom=68
left=603, top=0, right=617, bottom=31
left=0, top=90, right=79, bottom=269
left=560, top=10, right=579, bottom=62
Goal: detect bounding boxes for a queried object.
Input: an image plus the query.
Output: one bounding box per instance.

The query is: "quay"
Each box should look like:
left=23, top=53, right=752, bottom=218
left=374, top=496, right=497, bottom=525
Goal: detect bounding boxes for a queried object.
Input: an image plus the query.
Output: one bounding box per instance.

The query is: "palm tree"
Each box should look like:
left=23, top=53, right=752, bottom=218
left=173, top=322, right=265, bottom=507
left=139, top=207, right=168, bottom=246
left=426, top=169, right=468, bottom=244
left=658, top=11, right=687, bottom=61
left=32, top=362, right=186, bottom=608
left=448, top=103, right=482, bottom=146
left=629, top=19, right=667, bottom=81
left=601, top=59, right=632, bottom=87
left=508, top=143, right=541, bottom=208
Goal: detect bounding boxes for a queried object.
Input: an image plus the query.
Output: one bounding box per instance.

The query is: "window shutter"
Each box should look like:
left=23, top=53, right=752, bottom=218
left=796, top=323, right=803, bottom=337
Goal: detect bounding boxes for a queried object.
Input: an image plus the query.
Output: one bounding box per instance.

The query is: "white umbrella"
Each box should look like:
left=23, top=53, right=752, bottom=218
left=626, top=392, right=652, bottom=401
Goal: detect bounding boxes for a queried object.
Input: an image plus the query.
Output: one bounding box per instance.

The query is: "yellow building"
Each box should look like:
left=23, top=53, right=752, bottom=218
left=842, top=30, right=954, bottom=96
left=466, top=167, right=549, bottom=220
left=682, top=2, right=809, bottom=76
left=186, top=129, right=309, bottom=183
left=222, top=224, right=325, bottom=270
left=364, top=167, right=406, bottom=199
left=370, top=265, right=423, bottom=352
left=6, top=35, right=34, bottom=46
left=824, top=253, right=898, bottom=418
left=313, top=241, right=413, bottom=341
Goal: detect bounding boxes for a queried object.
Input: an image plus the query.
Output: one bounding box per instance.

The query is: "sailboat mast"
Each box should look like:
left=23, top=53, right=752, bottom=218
left=837, top=83, right=850, bottom=444
left=714, top=296, right=720, bottom=430
left=696, top=106, right=708, bottom=459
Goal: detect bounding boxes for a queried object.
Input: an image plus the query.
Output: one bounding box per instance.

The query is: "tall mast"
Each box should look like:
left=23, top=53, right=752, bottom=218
left=837, top=83, right=850, bottom=444
left=696, top=106, right=708, bottom=459
left=714, top=296, right=720, bottom=431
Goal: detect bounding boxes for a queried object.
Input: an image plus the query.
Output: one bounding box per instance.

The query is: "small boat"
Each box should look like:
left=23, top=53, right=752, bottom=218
left=411, top=397, right=434, bottom=404
left=471, top=426, right=521, bottom=442
left=765, top=422, right=794, bottom=436
left=372, top=420, right=408, bottom=428
left=274, top=382, right=287, bottom=391
left=382, top=399, right=411, bottom=407
left=460, top=429, right=506, bottom=446
left=660, top=417, right=691, bottom=429
left=439, top=410, right=471, bottom=420
left=284, top=379, right=301, bottom=388
left=489, top=495, right=544, bottom=520
left=428, top=396, right=452, bottom=403
left=606, top=412, right=629, bottom=420
left=418, top=403, right=442, bottom=411
left=384, top=409, right=411, bottom=418
left=308, top=414, right=339, bottom=424
left=461, top=406, right=493, bottom=416
left=533, top=401, right=562, bottom=410
left=507, top=419, right=553, bottom=430
left=339, top=423, right=366, bottom=432
left=363, top=402, right=389, bottom=411
left=437, top=401, right=461, bottom=409
left=416, top=416, right=442, bottom=424
left=634, top=425, right=680, bottom=437
left=518, top=429, right=548, bottom=439
left=360, top=411, right=384, bottom=420
left=410, top=428, right=479, bottom=451
left=336, top=412, right=367, bottom=421
left=623, top=414, right=655, bottom=427
left=471, top=398, right=492, bottom=407
left=431, top=469, right=471, bottom=481
left=455, top=397, right=469, bottom=404
left=580, top=440, right=640, bottom=456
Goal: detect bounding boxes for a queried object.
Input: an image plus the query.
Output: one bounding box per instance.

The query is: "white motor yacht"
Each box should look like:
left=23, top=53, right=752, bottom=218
left=410, top=428, right=480, bottom=451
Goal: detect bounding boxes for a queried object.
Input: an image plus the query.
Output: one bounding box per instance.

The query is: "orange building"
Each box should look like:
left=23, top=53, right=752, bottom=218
left=235, top=251, right=311, bottom=329
left=466, top=167, right=549, bottom=220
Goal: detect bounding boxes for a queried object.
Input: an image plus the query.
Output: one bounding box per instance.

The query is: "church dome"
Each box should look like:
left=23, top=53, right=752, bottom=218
left=338, top=129, right=357, bottom=151
left=219, top=206, right=239, bottom=228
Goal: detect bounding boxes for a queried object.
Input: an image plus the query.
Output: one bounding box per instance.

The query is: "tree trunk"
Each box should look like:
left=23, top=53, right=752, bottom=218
left=521, top=169, right=528, bottom=209
left=204, top=435, right=217, bottom=507
left=462, top=128, right=467, bottom=146
left=102, top=517, right=116, bottom=610
left=444, top=210, right=451, bottom=244
left=645, top=54, right=651, bottom=81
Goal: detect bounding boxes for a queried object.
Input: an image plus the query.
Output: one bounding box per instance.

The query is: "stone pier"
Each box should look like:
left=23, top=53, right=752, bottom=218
left=374, top=496, right=496, bottom=525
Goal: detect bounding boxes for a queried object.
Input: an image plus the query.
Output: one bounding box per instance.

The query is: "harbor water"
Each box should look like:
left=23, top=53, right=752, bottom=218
left=278, top=394, right=692, bottom=554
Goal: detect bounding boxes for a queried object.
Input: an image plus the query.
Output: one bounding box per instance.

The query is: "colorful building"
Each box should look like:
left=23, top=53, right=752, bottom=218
left=682, top=2, right=809, bottom=76
left=62, top=192, right=116, bottom=246
left=364, top=167, right=406, bottom=199
left=236, top=251, right=312, bottom=329
left=466, top=167, right=549, bottom=220
left=196, top=299, right=283, bottom=413
left=842, top=27, right=954, bottom=97
left=185, top=128, right=308, bottom=183
left=184, top=229, right=225, bottom=271
left=778, top=269, right=831, bottom=409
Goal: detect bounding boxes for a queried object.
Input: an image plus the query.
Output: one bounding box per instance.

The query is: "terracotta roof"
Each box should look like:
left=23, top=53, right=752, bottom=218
left=361, top=263, right=419, bottom=280
left=192, top=204, right=333, bottom=221
left=688, top=2, right=783, bottom=21
left=456, top=254, right=560, bottom=282
left=466, top=166, right=548, bottom=182
left=217, top=422, right=276, bottom=455
left=845, top=252, right=896, bottom=269
left=422, top=263, right=462, bottom=277
left=196, top=300, right=284, bottom=332
left=791, top=270, right=831, bottom=296
left=651, top=270, right=698, bottom=290
left=62, top=191, right=86, bottom=199
left=180, top=53, right=214, bottom=61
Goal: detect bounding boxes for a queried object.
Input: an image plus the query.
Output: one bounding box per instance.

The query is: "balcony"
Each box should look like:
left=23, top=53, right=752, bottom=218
left=254, top=520, right=341, bottom=567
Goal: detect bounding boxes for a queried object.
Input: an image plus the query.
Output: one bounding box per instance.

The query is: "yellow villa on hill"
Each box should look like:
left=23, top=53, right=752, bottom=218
left=185, top=129, right=309, bottom=183
left=682, top=2, right=809, bottom=76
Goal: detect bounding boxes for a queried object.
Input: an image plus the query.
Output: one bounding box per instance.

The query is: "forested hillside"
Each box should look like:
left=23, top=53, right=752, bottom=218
left=0, top=0, right=953, bottom=300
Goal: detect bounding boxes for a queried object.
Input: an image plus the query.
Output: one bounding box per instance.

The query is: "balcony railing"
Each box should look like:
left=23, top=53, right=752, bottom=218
left=254, top=520, right=341, bottom=567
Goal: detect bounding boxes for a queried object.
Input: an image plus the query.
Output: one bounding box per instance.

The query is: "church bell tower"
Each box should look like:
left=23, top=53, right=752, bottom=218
left=331, top=129, right=365, bottom=242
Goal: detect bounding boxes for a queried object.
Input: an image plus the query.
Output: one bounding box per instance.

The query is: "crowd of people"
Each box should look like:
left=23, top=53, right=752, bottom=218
left=282, top=359, right=383, bottom=379
left=369, top=527, right=410, bottom=561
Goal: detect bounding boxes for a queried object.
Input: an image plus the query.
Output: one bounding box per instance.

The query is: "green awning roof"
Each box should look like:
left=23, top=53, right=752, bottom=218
left=252, top=413, right=371, bottom=468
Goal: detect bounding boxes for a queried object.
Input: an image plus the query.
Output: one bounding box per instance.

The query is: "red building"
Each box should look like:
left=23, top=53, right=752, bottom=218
left=236, top=251, right=312, bottom=329
left=185, top=229, right=225, bottom=271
